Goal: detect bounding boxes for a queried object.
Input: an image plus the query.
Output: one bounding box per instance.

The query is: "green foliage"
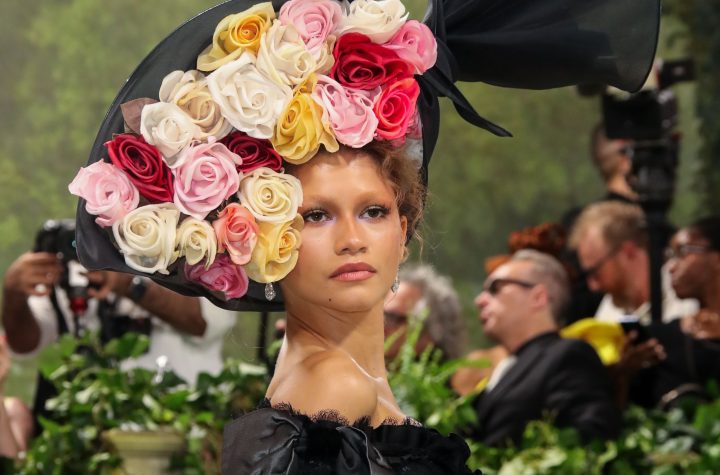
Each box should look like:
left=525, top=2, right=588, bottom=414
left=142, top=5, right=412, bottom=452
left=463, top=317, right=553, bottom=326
left=18, top=333, right=267, bottom=474
left=387, top=312, right=486, bottom=435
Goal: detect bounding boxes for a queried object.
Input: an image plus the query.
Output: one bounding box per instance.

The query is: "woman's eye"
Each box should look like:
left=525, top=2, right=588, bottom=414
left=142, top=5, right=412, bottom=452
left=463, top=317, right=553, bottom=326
left=302, top=210, right=328, bottom=223
left=362, top=206, right=390, bottom=220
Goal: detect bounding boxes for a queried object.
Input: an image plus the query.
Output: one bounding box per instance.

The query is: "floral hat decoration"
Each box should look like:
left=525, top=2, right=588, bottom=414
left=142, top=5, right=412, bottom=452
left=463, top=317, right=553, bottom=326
left=72, top=0, right=660, bottom=311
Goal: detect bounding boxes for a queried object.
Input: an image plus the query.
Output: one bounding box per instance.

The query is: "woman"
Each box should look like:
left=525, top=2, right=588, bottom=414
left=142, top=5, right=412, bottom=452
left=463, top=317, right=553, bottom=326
left=70, top=0, right=660, bottom=472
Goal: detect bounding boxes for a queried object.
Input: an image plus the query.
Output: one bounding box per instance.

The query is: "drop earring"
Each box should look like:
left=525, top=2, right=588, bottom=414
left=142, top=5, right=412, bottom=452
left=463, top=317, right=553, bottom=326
left=391, top=275, right=400, bottom=293
left=265, top=282, right=276, bottom=301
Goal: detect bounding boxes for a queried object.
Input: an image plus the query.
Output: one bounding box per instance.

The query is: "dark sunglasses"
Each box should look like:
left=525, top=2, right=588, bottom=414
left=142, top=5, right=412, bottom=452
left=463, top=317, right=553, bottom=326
left=483, top=278, right=537, bottom=296
left=579, top=246, right=620, bottom=279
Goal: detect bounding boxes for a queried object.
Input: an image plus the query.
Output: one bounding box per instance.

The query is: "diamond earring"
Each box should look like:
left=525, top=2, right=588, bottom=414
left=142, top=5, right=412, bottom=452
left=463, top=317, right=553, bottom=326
left=391, top=275, right=400, bottom=293
left=265, top=282, right=276, bottom=301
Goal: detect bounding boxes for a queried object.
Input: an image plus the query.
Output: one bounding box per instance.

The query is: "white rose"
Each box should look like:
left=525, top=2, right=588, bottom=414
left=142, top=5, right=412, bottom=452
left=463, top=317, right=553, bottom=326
left=112, top=203, right=180, bottom=275
left=159, top=70, right=233, bottom=141
left=338, top=0, right=408, bottom=43
left=175, top=217, right=218, bottom=268
left=237, top=167, right=303, bottom=223
left=140, top=102, right=200, bottom=161
left=207, top=52, right=292, bottom=140
left=256, top=21, right=317, bottom=88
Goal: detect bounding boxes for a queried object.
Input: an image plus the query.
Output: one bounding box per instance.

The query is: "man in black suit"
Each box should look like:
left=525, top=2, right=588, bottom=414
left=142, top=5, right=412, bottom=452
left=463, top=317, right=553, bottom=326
left=470, top=250, right=620, bottom=447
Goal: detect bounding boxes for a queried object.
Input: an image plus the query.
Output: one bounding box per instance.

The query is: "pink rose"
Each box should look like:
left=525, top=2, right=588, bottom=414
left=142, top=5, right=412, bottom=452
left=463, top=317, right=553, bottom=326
left=373, top=78, right=420, bottom=141
left=384, top=20, right=437, bottom=74
left=312, top=75, right=378, bottom=148
left=279, top=0, right=342, bottom=56
left=173, top=139, right=241, bottom=220
left=213, top=203, right=259, bottom=265
left=185, top=253, right=249, bottom=300
left=69, top=161, right=140, bottom=227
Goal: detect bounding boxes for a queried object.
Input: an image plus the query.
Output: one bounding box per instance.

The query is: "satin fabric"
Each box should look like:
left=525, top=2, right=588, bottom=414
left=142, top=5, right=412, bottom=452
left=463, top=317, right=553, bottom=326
left=75, top=0, right=660, bottom=311
left=221, top=403, right=480, bottom=474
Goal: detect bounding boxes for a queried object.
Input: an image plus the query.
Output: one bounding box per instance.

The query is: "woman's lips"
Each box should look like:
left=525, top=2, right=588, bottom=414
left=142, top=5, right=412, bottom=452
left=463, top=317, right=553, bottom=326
left=330, top=263, right=377, bottom=281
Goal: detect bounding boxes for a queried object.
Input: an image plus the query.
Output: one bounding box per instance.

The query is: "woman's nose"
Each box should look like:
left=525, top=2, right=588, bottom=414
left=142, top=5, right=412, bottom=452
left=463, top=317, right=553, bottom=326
left=336, top=217, right=367, bottom=255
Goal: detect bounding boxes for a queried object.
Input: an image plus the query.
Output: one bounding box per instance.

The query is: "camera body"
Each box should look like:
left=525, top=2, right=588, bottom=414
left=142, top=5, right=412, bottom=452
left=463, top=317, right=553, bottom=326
left=33, top=219, right=79, bottom=264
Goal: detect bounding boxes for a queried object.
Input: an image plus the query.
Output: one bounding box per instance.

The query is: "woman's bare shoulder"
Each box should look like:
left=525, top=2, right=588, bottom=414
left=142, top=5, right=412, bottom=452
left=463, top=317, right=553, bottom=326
left=270, top=350, right=378, bottom=423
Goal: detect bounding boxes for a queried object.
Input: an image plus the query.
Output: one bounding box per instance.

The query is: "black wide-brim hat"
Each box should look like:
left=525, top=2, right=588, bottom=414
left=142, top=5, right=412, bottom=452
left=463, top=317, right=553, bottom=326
left=76, top=0, right=660, bottom=311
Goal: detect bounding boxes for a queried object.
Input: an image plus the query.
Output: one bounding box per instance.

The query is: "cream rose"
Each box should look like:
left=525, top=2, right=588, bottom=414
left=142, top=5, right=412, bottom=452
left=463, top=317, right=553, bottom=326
left=175, top=217, right=218, bottom=268
left=159, top=70, right=233, bottom=141
left=256, top=21, right=317, bottom=88
left=245, top=214, right=303, bottom=283
left=237, top=167, right=303, bottom=223
left=197, top=2, right=276, bottom=72
left=112, top=203, right=180, bottom=275
left=140, top=102, right=200, bottom=160
left=207, top=52, right=292, bottom=140
left=339, top=0, right=407, bottom=44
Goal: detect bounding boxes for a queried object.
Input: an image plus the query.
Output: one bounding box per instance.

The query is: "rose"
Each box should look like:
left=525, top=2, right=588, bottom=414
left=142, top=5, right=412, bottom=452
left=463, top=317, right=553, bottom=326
left=245, top=215, right=303, bottom=283
left=140, top=102, right=201, bottom=160
left=330, top=33, right=413, bottom=90
left=338, top=0, right=407, bottom=44
left=69, top=161, right=140, bottom=227
left=272, top=76, right=339, bottom=164
left=197, top=2, right=276, bottom=72
left=105, top=134, right=175, bottom=203
left=220, top=131, right=283, bottom=173
left=373, top=78, right=420, bottom=141
left=237, top=167, right=303, bottom=223
left=312, top=75, right=378, bottom=148
left=213, top=203, right=259, bottom=265
left=314, top=36, right=336, bottom=75
left=175, top=217, right=218, bottom=268
left=185, top=253, right=249, bottom=299
left=279, top=0, right=342, bottom=56
left=256, top=21, right=317, bottom=88
left=172, top=140, right=242, bottom=220
left=159, top=70, right=233, bottom=141
left=384, top=20, right=437, bottom=74
left=112, top=203, right=180, bottom=274
left=207, top=52, right=292, bottom=140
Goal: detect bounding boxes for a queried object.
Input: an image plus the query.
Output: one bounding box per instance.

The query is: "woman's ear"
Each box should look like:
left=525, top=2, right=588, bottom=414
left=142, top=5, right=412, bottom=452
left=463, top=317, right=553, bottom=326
left=400, top=215, right=408, bottom=239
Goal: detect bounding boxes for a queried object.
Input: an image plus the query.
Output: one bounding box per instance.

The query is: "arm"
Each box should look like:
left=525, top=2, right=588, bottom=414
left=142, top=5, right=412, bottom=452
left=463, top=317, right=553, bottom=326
left=545, top=341, right=621, bottom=442
left=2, top=253, right=63, bottom=354
left=87, top=272, right=206, bottom=337
left=0, top=336, right=31, bottom=458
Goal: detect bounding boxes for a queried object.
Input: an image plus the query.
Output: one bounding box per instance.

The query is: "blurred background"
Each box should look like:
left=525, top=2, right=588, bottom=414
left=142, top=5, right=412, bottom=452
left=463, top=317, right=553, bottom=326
left=1, top=0, right=716, bottom=402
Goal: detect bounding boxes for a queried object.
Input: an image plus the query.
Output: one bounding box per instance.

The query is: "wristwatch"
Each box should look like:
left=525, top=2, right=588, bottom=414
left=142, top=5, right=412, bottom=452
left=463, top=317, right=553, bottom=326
left=128, top=276, right=151, bottom=303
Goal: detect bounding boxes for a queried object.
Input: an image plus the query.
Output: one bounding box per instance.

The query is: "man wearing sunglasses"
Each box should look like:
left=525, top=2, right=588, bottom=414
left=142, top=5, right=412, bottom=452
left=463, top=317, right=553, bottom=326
left=469, top=250, right=619, bottom=447
left=569, top=201, right=696, bottom=324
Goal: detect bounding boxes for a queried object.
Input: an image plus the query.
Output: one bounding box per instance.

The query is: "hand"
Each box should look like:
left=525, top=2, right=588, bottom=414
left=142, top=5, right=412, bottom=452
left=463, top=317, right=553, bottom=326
left=3, top=252, right=63, bottom=297
left=85, top=271, right=134, bottom=300
left=681, top=310, right=720, bottom=340
left=617, top=331, right=666, bottom=375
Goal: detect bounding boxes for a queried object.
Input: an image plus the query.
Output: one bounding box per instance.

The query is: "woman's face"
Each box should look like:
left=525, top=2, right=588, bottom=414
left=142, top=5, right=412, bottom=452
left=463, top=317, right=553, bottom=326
left=281, top=149, right=407, bottom=314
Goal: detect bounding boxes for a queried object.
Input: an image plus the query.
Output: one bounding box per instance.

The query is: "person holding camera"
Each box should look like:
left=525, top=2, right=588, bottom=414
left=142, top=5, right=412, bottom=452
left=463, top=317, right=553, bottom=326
left=1, top=220, right=236, bottom=434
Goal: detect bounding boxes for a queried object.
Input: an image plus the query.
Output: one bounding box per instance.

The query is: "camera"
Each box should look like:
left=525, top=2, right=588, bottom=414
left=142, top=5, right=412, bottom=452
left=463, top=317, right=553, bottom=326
left=33, top=219, right=79, bottom=264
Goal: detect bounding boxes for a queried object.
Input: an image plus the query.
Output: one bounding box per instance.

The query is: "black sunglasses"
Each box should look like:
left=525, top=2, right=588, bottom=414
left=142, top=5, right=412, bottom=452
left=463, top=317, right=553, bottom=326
left=483, top=278, right=537, bottom=296
left=579, top=246, right=620, bottom=279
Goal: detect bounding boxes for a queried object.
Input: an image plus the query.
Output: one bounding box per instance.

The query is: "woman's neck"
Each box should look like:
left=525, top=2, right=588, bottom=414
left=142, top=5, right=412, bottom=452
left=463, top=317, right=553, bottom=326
left=283, top=302, right=388, bottom=378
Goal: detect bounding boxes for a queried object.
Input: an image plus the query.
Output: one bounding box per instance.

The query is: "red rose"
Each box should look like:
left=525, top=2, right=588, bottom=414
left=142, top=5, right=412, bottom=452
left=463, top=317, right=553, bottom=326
left=373, top=78, right=420, bottom=141
left=220, top=131, right=283, bottom=173
left=105, top=134, right=174, bottom=203
left=330, top=33, right=413, bottom=90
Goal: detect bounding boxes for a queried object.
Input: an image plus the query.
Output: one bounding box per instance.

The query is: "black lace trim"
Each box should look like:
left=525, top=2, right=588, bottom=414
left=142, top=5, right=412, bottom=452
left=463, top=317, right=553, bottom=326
left=259, top=398, right=422, bottom=429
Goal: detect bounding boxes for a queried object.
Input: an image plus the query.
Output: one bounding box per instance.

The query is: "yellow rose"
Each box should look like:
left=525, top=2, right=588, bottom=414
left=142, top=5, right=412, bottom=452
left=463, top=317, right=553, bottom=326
left=245, top=215, right=303, bottom=283
left=272, top=75, right=339, bottom=164
left=197, top=3, right=276, bottom=72
left=175, top=217, right=218, bottom=268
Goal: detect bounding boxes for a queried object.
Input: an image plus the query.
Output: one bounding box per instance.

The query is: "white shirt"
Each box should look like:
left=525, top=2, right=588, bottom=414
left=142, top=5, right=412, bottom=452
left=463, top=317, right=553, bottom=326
left=24, top=291, right=236, bottom=385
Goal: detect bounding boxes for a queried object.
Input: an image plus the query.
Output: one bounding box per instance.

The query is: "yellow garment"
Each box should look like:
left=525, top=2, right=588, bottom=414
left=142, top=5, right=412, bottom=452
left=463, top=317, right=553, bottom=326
left=561, top=318, right=626, bottom=365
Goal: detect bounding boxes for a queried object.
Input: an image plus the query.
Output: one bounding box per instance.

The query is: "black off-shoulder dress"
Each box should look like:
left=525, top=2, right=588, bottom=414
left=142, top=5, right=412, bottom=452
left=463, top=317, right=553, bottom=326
left=221, top=400, right=481, bottom=474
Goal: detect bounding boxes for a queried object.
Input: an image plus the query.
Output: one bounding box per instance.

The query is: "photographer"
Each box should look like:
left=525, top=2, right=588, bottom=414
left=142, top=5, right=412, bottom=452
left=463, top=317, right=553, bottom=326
left=1, top=220, right=236, bottom=433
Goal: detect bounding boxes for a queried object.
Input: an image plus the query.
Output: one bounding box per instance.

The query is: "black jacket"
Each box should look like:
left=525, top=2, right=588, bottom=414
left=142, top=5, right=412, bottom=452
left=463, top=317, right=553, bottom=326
left=471, top=332, right=620, bottom=447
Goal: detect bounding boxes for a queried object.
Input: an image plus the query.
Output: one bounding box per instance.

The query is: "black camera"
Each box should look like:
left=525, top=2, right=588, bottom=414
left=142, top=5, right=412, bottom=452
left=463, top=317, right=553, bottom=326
left=33, top=219, right=79, bottom=264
